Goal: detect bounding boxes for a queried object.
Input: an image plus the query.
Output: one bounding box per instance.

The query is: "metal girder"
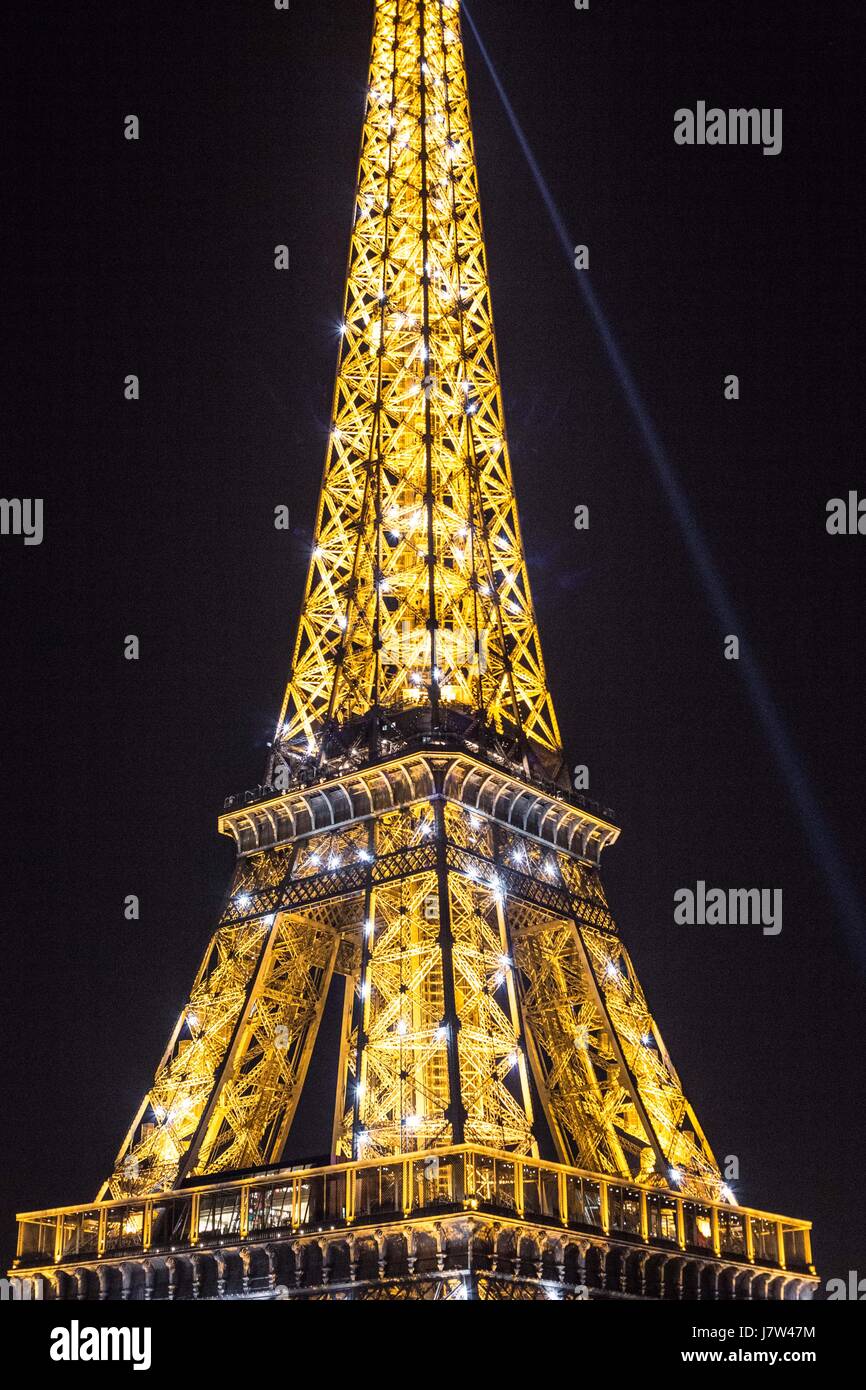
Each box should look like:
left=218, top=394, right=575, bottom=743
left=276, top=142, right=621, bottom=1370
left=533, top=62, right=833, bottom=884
left=507, top=895, right=723, bottom=1203
left=273, top=0, right=561, bottom=773
left=102, top=794, right=722, bottom=1204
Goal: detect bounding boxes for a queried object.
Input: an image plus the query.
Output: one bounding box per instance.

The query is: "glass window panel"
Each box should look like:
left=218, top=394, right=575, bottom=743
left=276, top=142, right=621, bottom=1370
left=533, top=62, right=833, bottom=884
left=325, top=1172, right=348, bottom=1223
left=413, top=1154, right=459, bottom=1209
left=355, top=1164, right=401, bottom=1218
left=783, top=1227, right=808, bottom=1268
left=104, top=1205, right=145, bottom=1253
left=648, top=1194, right=679, bottom=1244
left=58, top=1215, right=79, bottom=1258
left=473, top=1154, right=496, bottom=1205
left=149, top=1202, right=169, bottom=1249
left=149, top=1197, right=193, bottom=1248
left=683, top=1202, right=713, bottom=1251
left=76, top=1211, right=100, bottom=1255
left=609, top=1187, right=641, bottom=1235
left=565, top=1175, right=582, bottom=1225
left=197, top=1190, right=240, bottom=1240
left=540, top=1168, right=559, bottom=1219
left=752, top=1218, right=777, bottom=1263
left=718, top=1210, right=746, bottom=1256
left=248, top=1183, right=294, bottom=1234
left=297, top=1176, right=325, bottom=1227
left=20, top=1217, right=56, bottom=1259
left=523, top=1165, right=542, bottom=1215
left=564, top=1176, right=602, bottom=1228
left=494, top=1161, right=516, bottom=1212
left=354, top=1167, right=376, bottom=1219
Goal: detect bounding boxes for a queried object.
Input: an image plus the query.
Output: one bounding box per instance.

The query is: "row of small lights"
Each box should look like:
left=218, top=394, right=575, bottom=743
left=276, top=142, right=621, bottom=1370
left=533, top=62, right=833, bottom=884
left=233, top=823, right=564, bottom=906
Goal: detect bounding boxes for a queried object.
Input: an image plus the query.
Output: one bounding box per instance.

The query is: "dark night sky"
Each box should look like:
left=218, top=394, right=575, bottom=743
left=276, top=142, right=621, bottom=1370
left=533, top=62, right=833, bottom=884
left=2, top=0, right=864, bottom=1285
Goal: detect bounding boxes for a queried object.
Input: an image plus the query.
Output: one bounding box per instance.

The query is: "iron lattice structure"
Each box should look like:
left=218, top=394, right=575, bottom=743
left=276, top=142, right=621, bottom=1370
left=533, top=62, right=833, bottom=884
left=12, top=0, right=816, bottom=1302
left=276, top=0, right=561, bottom=781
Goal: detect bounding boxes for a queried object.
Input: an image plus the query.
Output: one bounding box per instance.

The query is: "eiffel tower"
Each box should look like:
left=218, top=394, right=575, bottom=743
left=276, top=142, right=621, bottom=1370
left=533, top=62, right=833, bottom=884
left=12, top=0, right=816, bottom=1302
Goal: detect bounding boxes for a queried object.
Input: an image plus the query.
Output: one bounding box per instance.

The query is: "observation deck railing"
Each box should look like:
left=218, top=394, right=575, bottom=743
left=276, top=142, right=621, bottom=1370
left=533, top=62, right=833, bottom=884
left=14, top=1144, right=813, bottom=1275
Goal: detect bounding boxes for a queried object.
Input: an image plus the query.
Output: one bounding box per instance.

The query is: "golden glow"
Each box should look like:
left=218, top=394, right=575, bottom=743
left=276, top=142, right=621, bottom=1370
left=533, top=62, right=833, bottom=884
left=274, top=0, right=561, bottom=766
left=68, top=3, right=814, bottom=1290
left=100, top=2, right=720, bottom=1209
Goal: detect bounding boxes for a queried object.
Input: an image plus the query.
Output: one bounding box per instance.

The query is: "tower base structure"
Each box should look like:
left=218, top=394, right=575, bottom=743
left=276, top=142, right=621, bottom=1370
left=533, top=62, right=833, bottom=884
left=11, top=748, right=817, bottom=1303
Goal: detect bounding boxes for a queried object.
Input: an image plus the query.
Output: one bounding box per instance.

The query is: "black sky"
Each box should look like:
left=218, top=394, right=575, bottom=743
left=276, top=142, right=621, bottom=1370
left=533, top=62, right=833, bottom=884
left=2, top=0, right=864, bottom=1284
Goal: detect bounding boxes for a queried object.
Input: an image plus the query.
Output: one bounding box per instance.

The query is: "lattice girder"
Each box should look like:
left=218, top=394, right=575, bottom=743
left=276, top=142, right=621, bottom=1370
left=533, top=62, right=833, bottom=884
left=102, top=776, right=722, bottom=1210
left=275, top=0, right=561, bottom=772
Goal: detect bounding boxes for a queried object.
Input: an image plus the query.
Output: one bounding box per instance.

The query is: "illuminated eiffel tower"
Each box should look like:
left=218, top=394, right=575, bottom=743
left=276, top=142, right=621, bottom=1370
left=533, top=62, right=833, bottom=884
left=12, top=0, right=816, bottom=1302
